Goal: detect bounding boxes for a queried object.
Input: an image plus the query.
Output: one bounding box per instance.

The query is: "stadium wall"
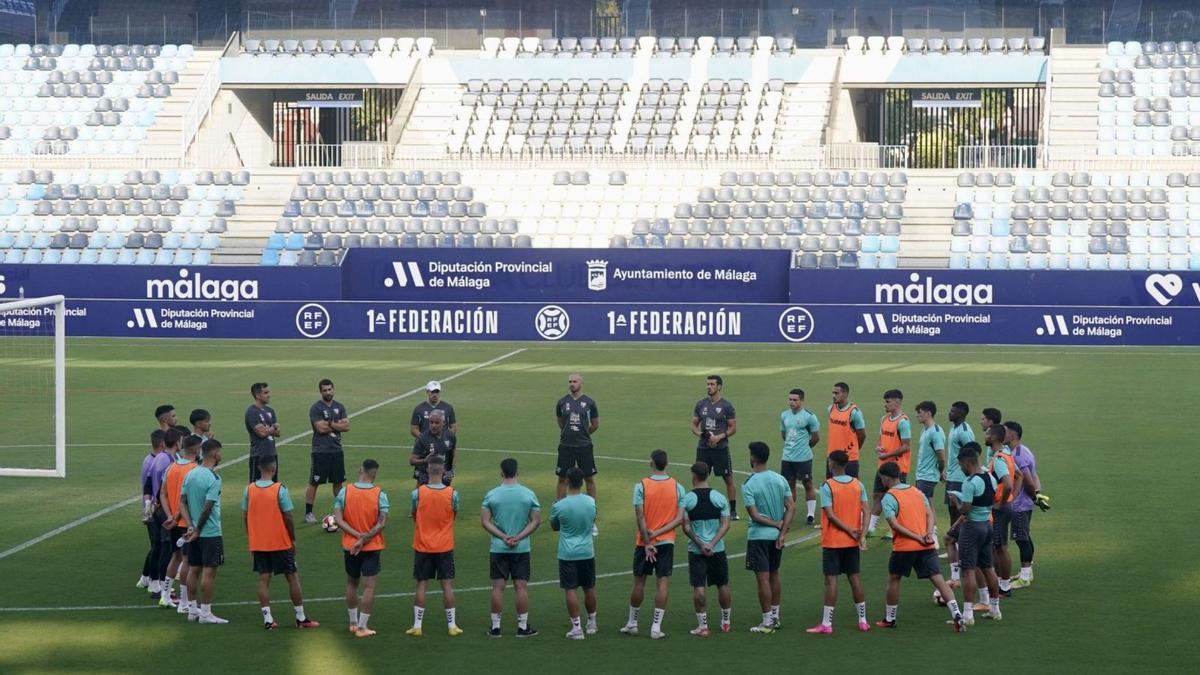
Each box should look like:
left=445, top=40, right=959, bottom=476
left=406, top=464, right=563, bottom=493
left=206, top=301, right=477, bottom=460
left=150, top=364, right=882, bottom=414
left=0, top=257, right=1196, bottom=345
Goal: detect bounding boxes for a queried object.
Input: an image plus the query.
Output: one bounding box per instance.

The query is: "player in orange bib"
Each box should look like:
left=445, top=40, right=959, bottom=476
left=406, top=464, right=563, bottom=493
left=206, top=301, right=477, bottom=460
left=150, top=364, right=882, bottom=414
left=874, top=462, right=965, bottom=633
left=620, top=449, right=686, bottom=640
left=159, top=433, right=201, bottom=618
left=408, top=456, right=463, bottom=637
left=827, top=382, right=867, bottom=479
left=334, top=458, right=389, bottom=637
left=806, top=451, right=870, bottom=634
left=868, top=390, right=911, bottom=540
left=242, top=455, right=319, bottom=630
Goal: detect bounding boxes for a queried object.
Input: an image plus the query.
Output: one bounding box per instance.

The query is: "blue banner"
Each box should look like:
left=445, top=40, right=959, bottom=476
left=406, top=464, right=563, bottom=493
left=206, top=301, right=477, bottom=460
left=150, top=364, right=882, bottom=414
left=0, top=265, right=342, bottom=302
left=790, top=270, right=1200, bottom=308
left=340, top=249, right=792, bottom=303
left=2, top=299, right=1195, bottom=346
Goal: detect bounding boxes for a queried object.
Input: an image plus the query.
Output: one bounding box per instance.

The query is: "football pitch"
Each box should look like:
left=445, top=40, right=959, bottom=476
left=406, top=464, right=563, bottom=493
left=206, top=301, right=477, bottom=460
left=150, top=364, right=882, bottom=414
left=0, top=339, right=1191, bottom=674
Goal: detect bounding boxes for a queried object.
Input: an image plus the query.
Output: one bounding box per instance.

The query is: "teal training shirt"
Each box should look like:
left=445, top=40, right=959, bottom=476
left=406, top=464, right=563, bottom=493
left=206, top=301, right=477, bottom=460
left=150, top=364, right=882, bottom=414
left=780, top=408, right=821, bottom=462
left=182, top=467, right=222, bottom=538
left=946, top=422, right=976, bottom=482
left=682, top=489, right=730, bottom=554
left=742, top=470, right=791, bottom=541
left=551, top=493, right=596, bottom=561
left=914, top=424, right=947, bottom=483
left=481, top=483, right=541, bottom=554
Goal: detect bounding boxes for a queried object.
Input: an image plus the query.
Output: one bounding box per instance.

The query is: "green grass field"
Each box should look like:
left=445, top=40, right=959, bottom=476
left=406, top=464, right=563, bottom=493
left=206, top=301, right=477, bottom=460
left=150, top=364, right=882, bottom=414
left=0, top=339, right=1192, bottom=674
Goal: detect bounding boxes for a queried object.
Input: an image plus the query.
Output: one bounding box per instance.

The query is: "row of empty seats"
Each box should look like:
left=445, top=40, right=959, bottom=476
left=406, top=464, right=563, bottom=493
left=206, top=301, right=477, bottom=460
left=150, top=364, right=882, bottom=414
left=847, top=35, right=1045, bottom=54
left=240, top=37, right=434, bottom=57
left=481, top=35, right=786, bottom=59
left=1106, top=41, right=1200, bottom=56
left=1098, top=40, right=1200, bottom=155
left=2, top=248, right=212, bottom=265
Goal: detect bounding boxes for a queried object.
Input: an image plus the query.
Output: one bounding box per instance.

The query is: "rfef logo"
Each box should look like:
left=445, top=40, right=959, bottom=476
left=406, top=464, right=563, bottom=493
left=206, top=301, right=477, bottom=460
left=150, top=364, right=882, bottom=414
left=296, top=303, right=331, bottom=338
left=0, top=273, right=6, bottom=295
left=777, top=306, right=815, bottom=342
left=384, top=262, right=425, bottom=288
left=535, top=305, right=570, bottom=340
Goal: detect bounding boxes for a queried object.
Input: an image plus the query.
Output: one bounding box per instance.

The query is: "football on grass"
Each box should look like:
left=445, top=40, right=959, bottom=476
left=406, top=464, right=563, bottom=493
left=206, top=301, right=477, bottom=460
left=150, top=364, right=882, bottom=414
left=322, top=515, right=339, bottom=533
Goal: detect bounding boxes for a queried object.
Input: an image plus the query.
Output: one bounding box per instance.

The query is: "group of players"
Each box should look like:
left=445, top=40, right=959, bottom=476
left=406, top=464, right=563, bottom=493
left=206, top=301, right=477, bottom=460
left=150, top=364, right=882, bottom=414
left=134, top=373, right=1049, bottom=638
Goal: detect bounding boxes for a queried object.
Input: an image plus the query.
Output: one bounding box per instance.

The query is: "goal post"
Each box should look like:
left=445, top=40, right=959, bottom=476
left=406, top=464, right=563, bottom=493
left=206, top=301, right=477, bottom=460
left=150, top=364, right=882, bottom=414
left=0, top=295, right=66, bottom=478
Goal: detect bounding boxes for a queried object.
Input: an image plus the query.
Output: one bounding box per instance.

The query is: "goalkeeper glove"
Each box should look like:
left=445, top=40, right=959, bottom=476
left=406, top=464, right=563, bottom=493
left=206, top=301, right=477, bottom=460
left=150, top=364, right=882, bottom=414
left=142, top=498, right=154, bottom=522
left=1034, top=492, right=1051, bottom=512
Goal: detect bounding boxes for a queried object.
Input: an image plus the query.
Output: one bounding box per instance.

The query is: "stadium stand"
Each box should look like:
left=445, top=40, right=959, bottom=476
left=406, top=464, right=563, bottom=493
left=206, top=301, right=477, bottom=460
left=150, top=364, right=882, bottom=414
left=951, top=171, right=1200, bottom=271
left=0, top=44, right=198, bottom=156
left=0, top=168, right=244, bottom=264
left=1096, top=40, right=1200, bottom=157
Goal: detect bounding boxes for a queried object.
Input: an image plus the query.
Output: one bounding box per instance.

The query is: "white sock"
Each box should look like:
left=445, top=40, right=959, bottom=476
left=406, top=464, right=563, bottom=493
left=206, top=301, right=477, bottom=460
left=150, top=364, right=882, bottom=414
left=571, top=615, right=582, bottom=630
left=885, top=604, right=897, bottom=622
left=868, top=515, right=879, bottom=531
left=162, top=578, right=173, bottom=595
left=951, top=562, right=961, bottom=581
left=358, top=612, right=370, bottom=629
left=200, top=603, right=212, bottom=617
left=189, top=603, right=201, bottom=616
left=651, top=608, right=665, bottom=631
left=770, top=604, right=780, bottom=623
left=294, top=605, right=306, bottom=622
left=261, top=606, right=274, bottom=624
left=138, top=574, right=150, bottom=585
left=517, top=612, right=528, bottom=629
left=989, top=598, right=1000, bottom=614
left=947, top=599, right=961, bottom=618
left=490, top=612, right=501, bottom=630
left=821, top=605, right=834, bottom=627
left=150, top=580, right=161, bottom=593
left=446, top=607, right=457, bottom=627
left=964, top=604, right=974, bottom=620
left=1019, top=566, right=1032, bottom=581
left=696, top=612, right=707, bottom=628
left=979, top=587, right=991, bottom=604
left=806, top=500, right=816, bottom=518
left=999, top=578, right=1011, bottom=592
left=348, top=608, right=359, bottom=625
left=761, top=611, right=772, bottom=626
left=413, top=606, right=425, bottom=628
left=627, top=605, right=639, bottom=626
left=587, top=612, right=597, bottom=626
left=855, top=602, right=867, bottom=624
left=179, top=585, right=189, bottom=604
left=720, top=607, right=731, bottom=625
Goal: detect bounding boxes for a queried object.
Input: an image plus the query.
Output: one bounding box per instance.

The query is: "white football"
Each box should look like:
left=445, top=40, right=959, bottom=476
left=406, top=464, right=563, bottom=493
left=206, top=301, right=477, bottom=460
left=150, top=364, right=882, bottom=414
left=933, top=589, right=949, bottom=606
left=321, top=515, right=339, bottom=533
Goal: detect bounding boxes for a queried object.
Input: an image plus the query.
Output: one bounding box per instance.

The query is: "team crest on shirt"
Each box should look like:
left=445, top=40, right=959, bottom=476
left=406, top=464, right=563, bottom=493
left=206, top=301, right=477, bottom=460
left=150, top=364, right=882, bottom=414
left=715, top=407, right=722, bottom=414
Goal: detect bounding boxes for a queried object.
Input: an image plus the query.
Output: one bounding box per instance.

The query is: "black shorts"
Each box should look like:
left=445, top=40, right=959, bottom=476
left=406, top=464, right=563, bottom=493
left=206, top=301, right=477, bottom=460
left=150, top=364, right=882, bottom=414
left=874, top=471, right=907, bottom=494
left=632, top=543, right=674, bottom=577
left=490, top=552, right=531, bottom=581
left=556, top=444, right=598, bottom=477
left=414, top=550, right=456, bottom=581
left=830, top=456, right=859, bottom=478
left=187, top=536, right=224, bottom=568
left=696, top=446, right=732, bottom=477
left=344, top=550, right=382, bottom=578
left=958, top=521, right=994, bottom=569
left=915, top=480, right=938, bottom=500
left=249, top=455, right=278, bottom=484
left=252, top=549, right=297, bottom=575
left=944, top=481, right=963, bottom=522
left=309, top=452, right=346, bottom=486
left=152, top=509, right=173, bottom=542
left=822, top=546, right=861, bottom=576
left=781, top=460, right=813, bottom=483
left=559, top=558, right=596, bottom=590
left=888, top=548, right=941, bottom=579
left=687, top=551, right=730, bottom=587
left=745, top=539, right=782, bottom=573
left=992, top=506, right=1013, bottom=547
left=169, top=526, right=188, bottom=554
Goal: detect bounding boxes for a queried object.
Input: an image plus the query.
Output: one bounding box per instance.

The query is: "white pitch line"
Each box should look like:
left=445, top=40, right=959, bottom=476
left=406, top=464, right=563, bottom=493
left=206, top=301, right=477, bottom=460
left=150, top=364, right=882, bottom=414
left=0, top=532, right=821, bottom=613
left=0, top=348, right=528, bottom=562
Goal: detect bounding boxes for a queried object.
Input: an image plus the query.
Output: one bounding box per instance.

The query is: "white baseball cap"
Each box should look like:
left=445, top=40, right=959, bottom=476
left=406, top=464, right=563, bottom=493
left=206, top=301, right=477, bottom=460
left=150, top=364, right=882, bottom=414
left=425, top=380, right=442, bottom=392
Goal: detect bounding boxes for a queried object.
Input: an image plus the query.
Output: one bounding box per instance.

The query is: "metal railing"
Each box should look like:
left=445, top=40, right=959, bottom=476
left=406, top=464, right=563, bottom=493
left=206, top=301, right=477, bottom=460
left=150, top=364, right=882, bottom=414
left=180, top=32, right=235, bottom=160
left=823, top=143, right=910, bottom=169
left=289, top=143, right=396, bottom=168
left=0, top=154, right=196, bottom=169
left=1043, top=147, right=1200, bottom=171
left=441, top=143, right=909, bottom=169
left=957, top=145, right=1042, bottom=169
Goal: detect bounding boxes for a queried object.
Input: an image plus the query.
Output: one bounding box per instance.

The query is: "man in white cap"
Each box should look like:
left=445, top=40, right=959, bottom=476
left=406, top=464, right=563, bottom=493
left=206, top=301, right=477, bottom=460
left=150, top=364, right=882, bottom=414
left=411, top=381, right=458, bottom=439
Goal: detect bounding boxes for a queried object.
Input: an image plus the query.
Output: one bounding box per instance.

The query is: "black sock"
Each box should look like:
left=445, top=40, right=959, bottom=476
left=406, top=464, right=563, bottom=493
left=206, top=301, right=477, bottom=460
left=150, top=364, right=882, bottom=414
left=730, top=499, right=737, bottom=512
left=305, top=503, right=313, bottom=515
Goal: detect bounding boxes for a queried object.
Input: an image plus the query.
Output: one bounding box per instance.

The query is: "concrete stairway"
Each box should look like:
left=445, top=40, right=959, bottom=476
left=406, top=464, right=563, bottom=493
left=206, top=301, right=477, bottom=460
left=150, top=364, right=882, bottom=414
left=139, top=49, right=223, bottom=158
left=1045, top=46, right=1105, bottom=157
left=212, top=170, right=298, bottom=264
left=898, top=171, right=960, bottom=268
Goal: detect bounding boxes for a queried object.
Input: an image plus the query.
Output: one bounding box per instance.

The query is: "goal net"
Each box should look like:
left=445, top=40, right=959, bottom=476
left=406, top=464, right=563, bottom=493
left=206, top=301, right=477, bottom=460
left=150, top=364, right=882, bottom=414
left=0, top=295, right=65, bottom=477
